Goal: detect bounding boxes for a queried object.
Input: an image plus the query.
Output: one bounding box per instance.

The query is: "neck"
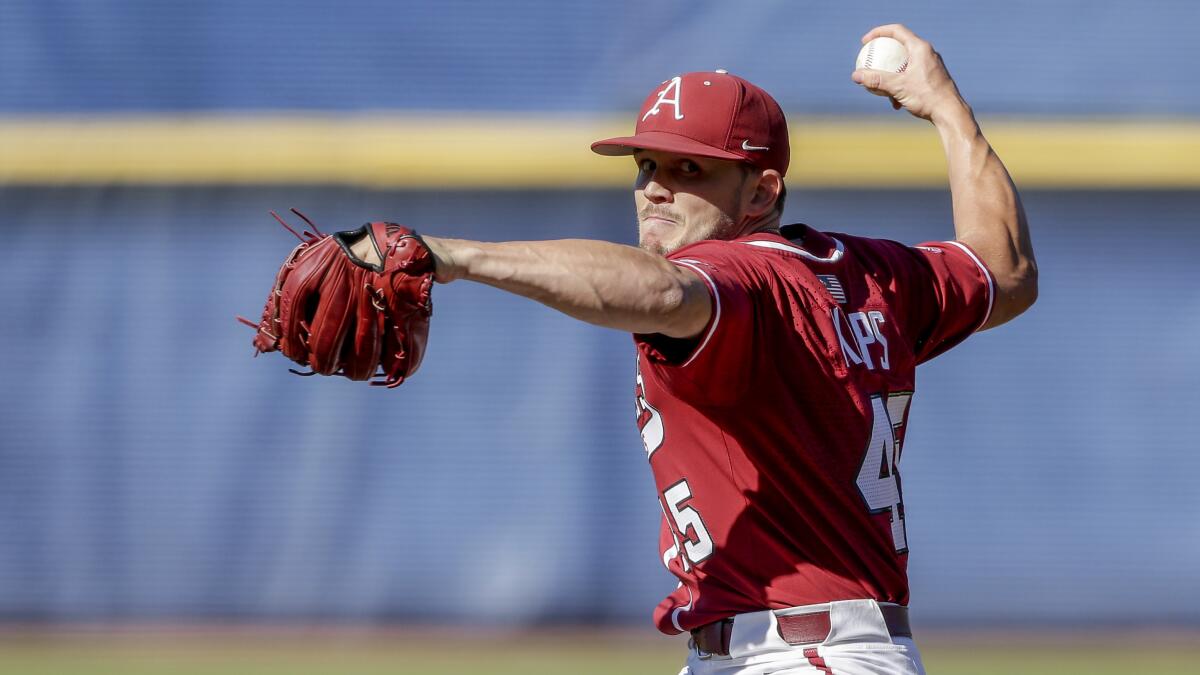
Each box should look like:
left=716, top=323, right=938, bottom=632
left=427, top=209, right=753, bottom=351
left=737, top=211, right=782, bottom=238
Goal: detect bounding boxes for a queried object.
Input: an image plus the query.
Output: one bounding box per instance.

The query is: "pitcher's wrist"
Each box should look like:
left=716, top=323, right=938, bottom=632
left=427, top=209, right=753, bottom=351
left=421, top=236, right=468, bottom=284
left=930, top=96, right=975, bottom=133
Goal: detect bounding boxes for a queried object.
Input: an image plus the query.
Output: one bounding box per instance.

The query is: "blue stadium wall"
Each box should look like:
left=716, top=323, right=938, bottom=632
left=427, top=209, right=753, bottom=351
left=0, top=1, right=1197, bottom=627
left=1, top=0, right=1195, bottom=115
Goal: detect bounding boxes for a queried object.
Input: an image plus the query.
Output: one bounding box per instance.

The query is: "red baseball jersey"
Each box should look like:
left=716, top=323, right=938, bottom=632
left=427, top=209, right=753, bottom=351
left=633, top=223, right=995, bottom=635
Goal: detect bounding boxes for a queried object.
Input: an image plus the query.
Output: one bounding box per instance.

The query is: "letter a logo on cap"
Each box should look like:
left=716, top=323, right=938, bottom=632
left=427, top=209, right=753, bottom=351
left=641, top=76, right=684, bottom=122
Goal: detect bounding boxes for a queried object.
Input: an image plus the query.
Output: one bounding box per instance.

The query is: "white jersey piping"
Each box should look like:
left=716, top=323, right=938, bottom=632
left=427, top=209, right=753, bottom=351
left=672, top=259, right=720, bottom=368
left=942, top=240, right=996, bottom=331
left=670, top=584, right=694, bottom=633
left=742, top=237, right=845, bottom=263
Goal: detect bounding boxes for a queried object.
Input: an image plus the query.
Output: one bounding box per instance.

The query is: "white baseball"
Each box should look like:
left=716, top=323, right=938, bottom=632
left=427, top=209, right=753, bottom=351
left=855, top=37, right=908, bottom=96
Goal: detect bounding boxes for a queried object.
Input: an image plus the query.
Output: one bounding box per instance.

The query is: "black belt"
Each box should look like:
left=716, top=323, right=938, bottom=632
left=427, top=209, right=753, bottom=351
left=690, top=604, right=912, bottom=657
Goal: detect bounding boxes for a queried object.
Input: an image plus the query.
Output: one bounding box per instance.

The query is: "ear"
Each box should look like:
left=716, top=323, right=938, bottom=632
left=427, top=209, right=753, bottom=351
left=745, top=169, right=783, bottom=218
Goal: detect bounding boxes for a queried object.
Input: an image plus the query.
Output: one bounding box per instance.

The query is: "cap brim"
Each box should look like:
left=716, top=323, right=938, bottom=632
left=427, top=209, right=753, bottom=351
left=590, top=131, right=745, bottom=162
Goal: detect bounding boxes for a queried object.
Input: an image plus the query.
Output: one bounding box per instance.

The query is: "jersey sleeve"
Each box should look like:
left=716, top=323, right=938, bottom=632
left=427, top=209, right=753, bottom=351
left=901, top=240, right=996, bottom=363
left=633, top=240, right=759, bottom=406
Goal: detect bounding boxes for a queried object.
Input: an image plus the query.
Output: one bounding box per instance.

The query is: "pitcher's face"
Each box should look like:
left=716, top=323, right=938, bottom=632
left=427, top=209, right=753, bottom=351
left=633, top=150, right=754, bottom=256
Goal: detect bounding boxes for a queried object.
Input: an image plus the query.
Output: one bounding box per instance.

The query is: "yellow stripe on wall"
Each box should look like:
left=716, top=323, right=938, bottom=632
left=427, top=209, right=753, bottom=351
left=0, top=114, right=1196, bottom=188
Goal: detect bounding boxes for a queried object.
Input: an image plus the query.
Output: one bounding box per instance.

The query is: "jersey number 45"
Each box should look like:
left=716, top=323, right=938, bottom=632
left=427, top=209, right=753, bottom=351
left=856, top=392, right=913, bottom=554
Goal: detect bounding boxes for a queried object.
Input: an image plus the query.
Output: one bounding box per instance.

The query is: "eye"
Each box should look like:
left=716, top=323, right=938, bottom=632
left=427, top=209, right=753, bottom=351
left=634, top=158, right=655, bottom=188
left=679, top=160, right=700, bottom=175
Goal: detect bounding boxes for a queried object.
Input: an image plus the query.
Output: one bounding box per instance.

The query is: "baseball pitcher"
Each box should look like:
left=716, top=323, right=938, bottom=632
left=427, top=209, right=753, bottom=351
left=244, top=24, right=1037, bottom=674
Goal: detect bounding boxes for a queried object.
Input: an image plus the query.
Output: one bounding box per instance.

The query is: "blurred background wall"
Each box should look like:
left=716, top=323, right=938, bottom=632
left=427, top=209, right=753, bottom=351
left=0, top=0, right=1197, bottom=629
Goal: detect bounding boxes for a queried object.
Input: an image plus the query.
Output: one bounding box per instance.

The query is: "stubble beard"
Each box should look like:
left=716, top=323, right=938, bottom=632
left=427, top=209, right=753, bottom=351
left=638, top=210, right=739, bottom=257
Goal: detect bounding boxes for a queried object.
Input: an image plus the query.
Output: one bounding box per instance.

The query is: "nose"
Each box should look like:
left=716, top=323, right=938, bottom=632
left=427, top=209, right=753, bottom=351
left=640, top=173, right=673, bottom=204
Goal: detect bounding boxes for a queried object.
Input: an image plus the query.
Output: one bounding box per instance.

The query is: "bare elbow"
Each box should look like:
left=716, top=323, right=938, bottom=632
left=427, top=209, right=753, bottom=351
left=1010, top=258, right=1039, bottom=315
left=658, top=280, right=687, bottom=318
left=986, top=258, right=1038, bottom=329
left=656, top=273, right=712, bottom=339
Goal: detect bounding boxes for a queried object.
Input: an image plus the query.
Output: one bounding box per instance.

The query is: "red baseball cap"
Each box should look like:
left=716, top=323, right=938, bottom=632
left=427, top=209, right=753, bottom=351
left=591, top=70, right=790, bottom=176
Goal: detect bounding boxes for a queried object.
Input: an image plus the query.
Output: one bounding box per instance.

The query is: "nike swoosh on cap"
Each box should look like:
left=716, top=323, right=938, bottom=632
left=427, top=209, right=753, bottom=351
left=742, top=140, right=770, bottom=151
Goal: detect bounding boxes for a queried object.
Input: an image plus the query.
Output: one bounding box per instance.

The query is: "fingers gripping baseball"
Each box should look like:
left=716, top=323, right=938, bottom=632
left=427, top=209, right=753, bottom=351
left=853, top=69, right=899, bottom=96
left=851, top=24, right=964, bottom=121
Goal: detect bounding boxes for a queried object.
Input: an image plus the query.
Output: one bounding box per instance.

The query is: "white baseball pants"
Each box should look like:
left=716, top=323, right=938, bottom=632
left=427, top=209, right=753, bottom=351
left=678, top=600, right=926, bottom=675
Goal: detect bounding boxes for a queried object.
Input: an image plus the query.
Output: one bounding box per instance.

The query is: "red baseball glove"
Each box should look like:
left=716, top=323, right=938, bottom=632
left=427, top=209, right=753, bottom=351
left=238, top=210, right=434, bottom=388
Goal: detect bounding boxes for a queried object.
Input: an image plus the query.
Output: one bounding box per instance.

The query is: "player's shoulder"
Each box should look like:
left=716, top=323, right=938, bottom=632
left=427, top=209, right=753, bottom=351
left=669, top=223, right=912, bottom=266
left=664, top=235, right=747, bottom=264
left=798, top=224, right=950, bottom=278
left=802, top=225, right=910, bottom=260
left=665, top=224, right=945, bottom=291
left=666, top=224, right=836, bottom=266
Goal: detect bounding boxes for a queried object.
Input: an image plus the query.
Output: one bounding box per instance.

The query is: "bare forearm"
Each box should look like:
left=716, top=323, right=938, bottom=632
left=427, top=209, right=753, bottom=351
left=852, top=24, right=1039, bottom=328
left=421, top=236, right=711, bottom=337
left=934, top=104, right=1038, bottom=327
